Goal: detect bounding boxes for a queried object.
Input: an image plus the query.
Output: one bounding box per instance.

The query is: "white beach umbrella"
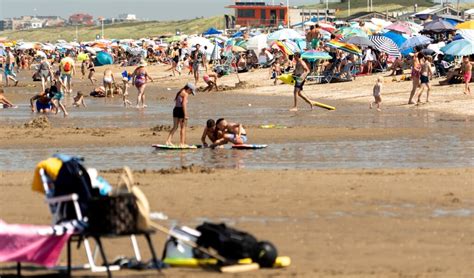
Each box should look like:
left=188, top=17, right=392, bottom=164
left=17, top=42, right=35, bottom=50
left=247, top=34, right=268, bottom=52
left=268, top=28, right=304, bottom=41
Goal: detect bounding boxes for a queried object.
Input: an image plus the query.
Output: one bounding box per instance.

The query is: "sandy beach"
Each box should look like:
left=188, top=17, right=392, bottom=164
left=1, top=64, right=473, bottom=277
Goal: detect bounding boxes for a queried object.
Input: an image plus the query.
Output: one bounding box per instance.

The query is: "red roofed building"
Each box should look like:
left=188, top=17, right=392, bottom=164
left=226, top=1, right=289, bottom=27
left=69, top=13, right=94, bottom=25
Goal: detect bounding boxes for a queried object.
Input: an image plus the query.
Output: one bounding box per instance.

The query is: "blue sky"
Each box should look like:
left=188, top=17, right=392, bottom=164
left=0, top=0, right=316, bottom=20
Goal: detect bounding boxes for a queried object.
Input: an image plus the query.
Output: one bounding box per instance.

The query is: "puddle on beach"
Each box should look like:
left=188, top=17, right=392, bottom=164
left=0, top=135, right=472, bottom=171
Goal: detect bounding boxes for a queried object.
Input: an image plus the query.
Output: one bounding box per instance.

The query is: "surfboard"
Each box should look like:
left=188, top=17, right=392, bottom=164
left=232, top=144, right=268, bottom=150
left=152, top=144, right=199, bottom=150
left=313, top=101, right=336, bottom=110
left=163, top=256, right=291, bottom=268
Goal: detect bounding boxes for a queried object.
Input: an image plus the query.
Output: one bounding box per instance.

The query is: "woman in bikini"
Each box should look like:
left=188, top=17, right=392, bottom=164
left=408, top=52, right=422, bottom=104
left=103, top=68, right=115, bottom=98
left=132, top=61, right=153, bottom=108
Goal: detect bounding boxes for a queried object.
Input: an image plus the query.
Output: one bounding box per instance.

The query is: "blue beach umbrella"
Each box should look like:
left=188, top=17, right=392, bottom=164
left=400, top=35, right=432, bottom=50
left=441, top=39, right=474, bottom=56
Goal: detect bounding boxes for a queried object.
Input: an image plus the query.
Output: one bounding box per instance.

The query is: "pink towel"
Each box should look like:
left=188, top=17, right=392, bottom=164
left=0, top=220, right=72, bottom=267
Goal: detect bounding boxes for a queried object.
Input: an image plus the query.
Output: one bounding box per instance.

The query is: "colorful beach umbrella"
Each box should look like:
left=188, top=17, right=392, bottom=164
left=272, top=41, right=294, bottom=55
left=336, top=27, right=368, bottom=38
left=326, top=40, right=362, bottom=56
left=400, top=35, right=432, bottom=50
left=301, top=50, right=332, bottom=61
left=441, top=39, right=474, bottom=56
left=231, top=45, right=246, bottom=53
left=369, top=36, right=401, bottom=57
left=455, top=20, right=474, bottom=30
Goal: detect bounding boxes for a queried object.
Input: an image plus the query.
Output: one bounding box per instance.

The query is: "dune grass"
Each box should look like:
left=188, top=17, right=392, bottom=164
left=0, top=16, right=225, bottom=42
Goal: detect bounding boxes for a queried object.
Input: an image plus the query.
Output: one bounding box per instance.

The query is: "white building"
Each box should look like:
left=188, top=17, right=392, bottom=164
left=118, top=14, right=137, bottom=21
left=30, top=18, right=44, bottom=29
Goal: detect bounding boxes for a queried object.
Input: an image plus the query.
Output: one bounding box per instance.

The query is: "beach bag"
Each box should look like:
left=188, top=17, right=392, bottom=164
left=87, top=193, right=139, bottom=235
left=63, top=61, right=71, bottom=72
left=117, top=167, right=151, bottom=231
left=196, top=222, right=259, bottom=261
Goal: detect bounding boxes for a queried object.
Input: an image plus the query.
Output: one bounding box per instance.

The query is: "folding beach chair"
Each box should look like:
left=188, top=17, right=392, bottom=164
left=37, top=156, right=162, bottom=277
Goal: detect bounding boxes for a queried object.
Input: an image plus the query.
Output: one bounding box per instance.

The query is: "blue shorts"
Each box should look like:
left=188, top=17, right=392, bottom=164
left=231, top=134, right=248, bottom=143
left=61, top=74, right=72, bottom=83
left=36, top=101, right=52, bottom=111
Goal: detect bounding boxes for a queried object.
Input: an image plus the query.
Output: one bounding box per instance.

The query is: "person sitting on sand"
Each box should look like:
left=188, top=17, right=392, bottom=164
left=0, top=87, right=17, bottom=108
left=370, top=77, right=383, bottom=112
left=290, top=52, right=316, bottom=111
left=103, top=68, right=115, bottom=98
left=388, top=57, right=403, bottom=76
left=201, top=119, right=223, bottom=147
left=211, top=118, right=247, bottom=148
left=73, top=91, right=86, bottom=108
left=30, top=88, right=53, bottom=113
left=165, top=83, right=197, bottom=147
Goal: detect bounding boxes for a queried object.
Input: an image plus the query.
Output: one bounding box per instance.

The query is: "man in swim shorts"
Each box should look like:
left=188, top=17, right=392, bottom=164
left=191, top=44, right=207, bottom=85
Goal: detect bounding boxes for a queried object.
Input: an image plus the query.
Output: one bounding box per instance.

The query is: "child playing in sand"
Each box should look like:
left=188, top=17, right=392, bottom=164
left=370, top=77, right=383, bottom=111
left=73, top=91, right=86, bottom=107
left=201, top=119, right=221, bottom=147
left=0, top=87, right=17, bottom=108
left=122, top=78, right=132, bottom=107
left=462, top=56, right=472, bottom=95
left=165, top=83, right=197, bottom=146
left=203, top=71, right=223, bottom=92
left=211, top=118, right=247, bottom=148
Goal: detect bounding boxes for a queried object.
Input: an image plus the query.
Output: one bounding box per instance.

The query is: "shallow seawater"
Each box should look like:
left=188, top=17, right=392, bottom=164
left=0, top=134, right=472, bottom=171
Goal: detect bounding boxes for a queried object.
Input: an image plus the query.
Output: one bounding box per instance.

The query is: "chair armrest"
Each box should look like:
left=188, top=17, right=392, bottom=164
left=45, top=193, right=79, bottom=204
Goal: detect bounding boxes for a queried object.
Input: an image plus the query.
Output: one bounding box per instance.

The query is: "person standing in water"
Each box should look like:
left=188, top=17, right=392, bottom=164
left=191, top=44, right=207, bottom=85
left=103, top=68, right=115, bottom=98
left=132, top=61, right=153, bottom=108
left=59, top=51, right=75, bottom=94
left=4, top=47, right=19, bottom=87
left=165, top=83, right=197, bottom=146
left=290, top=52, right=315, bottom=111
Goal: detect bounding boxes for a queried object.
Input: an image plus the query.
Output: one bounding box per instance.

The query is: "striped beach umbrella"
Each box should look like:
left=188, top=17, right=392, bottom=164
left=369, top=36, right=401, bottom=57
left=272, top=41, right=294, bottom=55
left=326, top=40, right=362, bottom=56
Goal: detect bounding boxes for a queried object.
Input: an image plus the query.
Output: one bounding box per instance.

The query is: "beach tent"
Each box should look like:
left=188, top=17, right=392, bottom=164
left=203, top=28, right=222, bottom=36
left=95, top=51, right=113, bottom=66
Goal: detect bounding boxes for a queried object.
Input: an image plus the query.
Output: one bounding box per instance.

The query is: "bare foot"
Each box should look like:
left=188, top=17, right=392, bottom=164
left=143, top=105, right=148, bottom=108
left=135, top=105, right=140, bottom=109
left=14, top=81, right=19, bottom=86
left=289, top=107, right=298, bottom=112
left=64, top=112, right=69, bottom=118
left=408, top=101, right=415, bottom=105
left=369, top=103, right=373, bottom=109
left=165, top=141, right=173, bottom=146
left=376, top=108, right=381, bottom=112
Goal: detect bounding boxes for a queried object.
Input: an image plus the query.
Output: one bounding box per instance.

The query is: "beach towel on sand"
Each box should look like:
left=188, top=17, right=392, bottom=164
left=0, top=220, right=72, bottom=267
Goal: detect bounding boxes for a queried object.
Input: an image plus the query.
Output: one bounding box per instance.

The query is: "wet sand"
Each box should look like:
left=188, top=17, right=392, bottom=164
left=0, top=64, right=473, bottom=276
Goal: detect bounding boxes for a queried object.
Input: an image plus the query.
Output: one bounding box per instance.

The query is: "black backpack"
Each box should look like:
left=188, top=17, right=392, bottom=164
left=53, top=156, right=99, bottom=222
left=196, top=222, right=259, bottom=261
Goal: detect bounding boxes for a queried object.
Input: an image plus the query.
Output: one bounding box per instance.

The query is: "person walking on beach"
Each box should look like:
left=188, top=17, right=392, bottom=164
left=165, top=83, right=197, bottom=146
left=59, top=52, right=75, bottom=94
left=370, top=77, right=383, bottom=111
left=132, top=61, right=153, bottom=108
left=87, top=58, right=97, bottom=85
left=290, top=52, right=315, bottom=111
left=4, top=47, right=19, bottom=87
left=191, top=44, right=207, bottom=85
left=37, top=55, right=53, bottom=92
left=415, top=54, right=433, bottom=104
left=462, top=56, right=472, bottom=95
left=408, top=51, right=422, bottom=104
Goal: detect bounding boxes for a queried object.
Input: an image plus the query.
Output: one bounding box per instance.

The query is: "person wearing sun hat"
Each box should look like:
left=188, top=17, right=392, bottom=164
left=132, top=60, right=153, bottom=108
left=165, top=82, right=197, bottom=147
